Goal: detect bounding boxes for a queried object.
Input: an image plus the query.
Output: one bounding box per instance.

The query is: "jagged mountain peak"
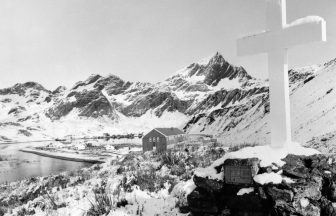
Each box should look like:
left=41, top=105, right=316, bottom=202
left=207, top=52, right=228, bottom=65
left=52, top=86, right=67, bottom=95
left=169, top=52, right=253, bottom=89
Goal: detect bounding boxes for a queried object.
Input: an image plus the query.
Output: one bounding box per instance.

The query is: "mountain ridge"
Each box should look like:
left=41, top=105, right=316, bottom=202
left=1, top=52, right=336, bottom=145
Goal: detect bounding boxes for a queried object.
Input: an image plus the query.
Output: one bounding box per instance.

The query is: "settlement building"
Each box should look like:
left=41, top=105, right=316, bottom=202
left=142, top=128, right=186, bottom=152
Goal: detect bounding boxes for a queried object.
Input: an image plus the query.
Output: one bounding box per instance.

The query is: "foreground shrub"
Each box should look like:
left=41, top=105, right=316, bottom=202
left=87, top=189, right=114, bottom=216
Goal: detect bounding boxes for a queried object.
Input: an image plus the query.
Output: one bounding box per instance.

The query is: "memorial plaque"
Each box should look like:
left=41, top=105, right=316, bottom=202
left=223, top=158, right=260, bottom=185
left=224, top=165, right=253, bottom=185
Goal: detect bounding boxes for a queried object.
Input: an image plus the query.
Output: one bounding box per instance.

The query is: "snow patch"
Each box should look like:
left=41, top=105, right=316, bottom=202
left=300, top=198, right=310, bottom=208
left=213, top=78, right=241, bottom=91
left=194, top=164, right=223, bottom=180
left=237, top=187, right=254, bottom=196
left=253, top=172, right=283, bottom=185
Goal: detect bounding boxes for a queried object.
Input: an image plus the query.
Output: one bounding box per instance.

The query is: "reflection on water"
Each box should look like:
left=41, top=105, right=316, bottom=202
left=0, top=143, right=92, bottom=184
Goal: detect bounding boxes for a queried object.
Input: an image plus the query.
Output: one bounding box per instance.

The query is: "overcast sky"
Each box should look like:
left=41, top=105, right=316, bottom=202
left=0, top=0, right=335, bottom=89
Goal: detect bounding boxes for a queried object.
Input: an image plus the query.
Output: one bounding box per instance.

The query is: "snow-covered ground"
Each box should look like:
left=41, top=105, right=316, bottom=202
left=0, top=141, right=222, bottom=216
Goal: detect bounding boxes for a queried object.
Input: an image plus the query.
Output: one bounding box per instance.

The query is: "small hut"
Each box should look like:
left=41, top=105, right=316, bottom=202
left=142, top=128, right=185, bottom=152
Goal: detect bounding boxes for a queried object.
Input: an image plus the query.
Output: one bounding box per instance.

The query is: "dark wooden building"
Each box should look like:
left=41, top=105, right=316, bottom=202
left=142, top=128, right=186, bottom=153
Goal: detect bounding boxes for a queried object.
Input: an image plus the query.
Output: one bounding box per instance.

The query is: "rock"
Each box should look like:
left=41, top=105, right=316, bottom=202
left=8, top=106, right=26, bottom=115
left=188, top=154, right=336, bottom=216
left=44, top=96, right=52, bottom=103
left=282, top=154, right=311, bottom=178
left=78, top=95, right=118, bottom=119
left=18, top=129, right=32, bottom=137
left=272, top=199, right=297, bottom=215
left=224, top=192, right=272, bottom=216
left=52, top=86, right=67, bottom=95
left=202, top=53, right=252, bottom=86
left=0, top=82, right=50, bottom=96
left=320, top=196, right=336, bottom=216
left=193, top=175, right=224, bottom=193
left=187, top=187, right=218, bottom=215
left=257, top=187, right=268, bottom=200
left=267, top=186, right=294, bottom=202
left=293, top=179, right=322, bottom=201
left=324, top=176, right=336, bottom=202
left=293, top=198, right=320, bottom=216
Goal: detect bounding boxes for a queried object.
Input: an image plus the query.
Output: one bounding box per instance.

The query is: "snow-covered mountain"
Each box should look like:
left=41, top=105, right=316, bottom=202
left=1, top=52, right=335, bottom=146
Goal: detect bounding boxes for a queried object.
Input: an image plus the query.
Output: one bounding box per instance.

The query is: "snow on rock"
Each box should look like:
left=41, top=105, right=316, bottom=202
left=253, top=172, right=283, bottom=185
left=285, top=16, right=325, bottom=28
left=237, top=187, right=254, bottom=196
left=213, top=142, right=320, bottom=168
left=194, top=166, right=224, bottom=180
left=195, top=142, right=319, bottom=180
left=172, top=179, right=197, bottom=197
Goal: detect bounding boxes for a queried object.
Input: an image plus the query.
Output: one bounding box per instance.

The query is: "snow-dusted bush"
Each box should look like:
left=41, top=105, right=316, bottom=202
left=87, top=189, right=114, bottom=216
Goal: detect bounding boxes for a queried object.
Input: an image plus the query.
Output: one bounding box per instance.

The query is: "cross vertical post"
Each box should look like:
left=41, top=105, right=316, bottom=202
left=236, top=0, right=326, bottom=148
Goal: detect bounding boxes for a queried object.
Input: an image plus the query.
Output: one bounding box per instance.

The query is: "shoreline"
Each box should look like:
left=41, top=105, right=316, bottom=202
left=20, top=148, right=105, bottom=164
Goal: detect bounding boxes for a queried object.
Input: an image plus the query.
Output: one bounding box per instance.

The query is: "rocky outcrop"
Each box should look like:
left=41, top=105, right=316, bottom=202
left=203, top=53, right=251, bottom=86
left=122, top=91, right=190, bottom=117
left=8, top=106, right=26, bottom=115
left=0, top=82, right=50, bottom=96
left=46, top=89, right=118, bottom=120
left=186, top=154, right=336, bottom=216
left=52, top=86, right=67, bottom=95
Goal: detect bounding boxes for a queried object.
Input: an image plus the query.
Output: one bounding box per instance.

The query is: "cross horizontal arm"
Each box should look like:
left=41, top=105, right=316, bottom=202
left=237, top=19, right=326, bottom=56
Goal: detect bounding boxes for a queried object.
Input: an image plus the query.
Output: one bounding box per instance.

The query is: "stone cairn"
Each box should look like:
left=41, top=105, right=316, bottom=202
left=186, top=154, right=336, bottom=216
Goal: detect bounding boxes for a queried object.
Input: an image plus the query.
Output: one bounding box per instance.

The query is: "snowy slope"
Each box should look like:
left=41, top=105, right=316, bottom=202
left=188, top=58, right=335, bottom=146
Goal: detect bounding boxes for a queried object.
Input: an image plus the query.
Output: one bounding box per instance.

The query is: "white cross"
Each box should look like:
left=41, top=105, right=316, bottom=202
left=237, top=0, right=326, bottom=148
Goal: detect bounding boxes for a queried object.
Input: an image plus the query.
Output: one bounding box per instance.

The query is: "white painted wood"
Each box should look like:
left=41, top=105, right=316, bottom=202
left=236, top=0, right=326, bottom=148
left=237, top=21, right=326, bottom=56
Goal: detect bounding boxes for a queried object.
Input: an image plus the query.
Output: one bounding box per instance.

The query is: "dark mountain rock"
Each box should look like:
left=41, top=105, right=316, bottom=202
left=196, top=53, right=251, bottom=86
left=94, top=75, right=132, bottom=95
left=8, top=106, right=26, bottom=115
left=288, top=69, right=315, bottom=87
left=18, top=129, right=32, bottom=137
left=72, top=74, right=102, bottom=90
left=46, top=101, right=75, bottom=120
left=52, top=86, right=67, bottom=95
left=79, top=95, right=117, bottom=119
left=122, top=91, right=190, bottom=117
left=0, top=82, right=50, bottom=96
left=47, top=89, right=117, bottom=120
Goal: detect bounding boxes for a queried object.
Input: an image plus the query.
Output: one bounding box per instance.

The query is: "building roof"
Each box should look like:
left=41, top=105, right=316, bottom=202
left=154, top=128, right=185, bottom=136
